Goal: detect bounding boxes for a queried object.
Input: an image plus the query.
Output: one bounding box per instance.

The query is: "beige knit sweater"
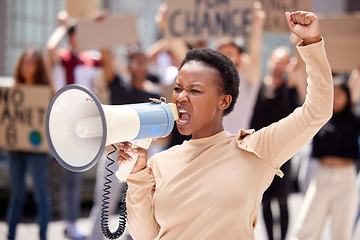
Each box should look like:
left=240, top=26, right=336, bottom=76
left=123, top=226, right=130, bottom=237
left=126, top=39, right=333, bottom=240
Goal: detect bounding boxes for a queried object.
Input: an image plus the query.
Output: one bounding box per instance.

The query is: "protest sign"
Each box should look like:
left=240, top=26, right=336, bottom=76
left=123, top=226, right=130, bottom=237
left=318, top=13, right=360, bottom=73
left=77, top=14, right=139, bottom=50
left=165, top=0, right=253, bottom=41
left=0, top=84, right=51, bottom=153
left=66, top=0, right=100, bottom=20
left=259, top=0, right=312, bottom=32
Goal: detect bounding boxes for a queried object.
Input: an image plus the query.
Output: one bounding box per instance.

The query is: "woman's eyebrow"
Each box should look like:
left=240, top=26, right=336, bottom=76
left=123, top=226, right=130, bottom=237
left=174, top=81, right=204, bottom=88
left=189, top=83, right=204, bottom=88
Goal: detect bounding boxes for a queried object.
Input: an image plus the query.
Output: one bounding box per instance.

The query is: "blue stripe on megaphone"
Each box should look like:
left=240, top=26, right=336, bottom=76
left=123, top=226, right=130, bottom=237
left=131, top=102, right=175, bottom=140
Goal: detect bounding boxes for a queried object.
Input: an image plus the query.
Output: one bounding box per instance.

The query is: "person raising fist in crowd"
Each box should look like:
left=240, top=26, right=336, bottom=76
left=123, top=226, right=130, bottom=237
left=118, top=10, right=333, bottom=240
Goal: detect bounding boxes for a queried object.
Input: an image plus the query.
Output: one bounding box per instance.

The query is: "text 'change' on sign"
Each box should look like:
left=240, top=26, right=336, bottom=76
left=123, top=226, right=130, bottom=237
left=166, top=0, right=253, bottom=41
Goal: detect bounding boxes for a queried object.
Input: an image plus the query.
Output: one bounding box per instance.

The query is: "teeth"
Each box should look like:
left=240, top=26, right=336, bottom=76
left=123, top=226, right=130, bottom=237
left=179, top=109, right=186, bottom=113
left=178, top=119, right=187, bottom=123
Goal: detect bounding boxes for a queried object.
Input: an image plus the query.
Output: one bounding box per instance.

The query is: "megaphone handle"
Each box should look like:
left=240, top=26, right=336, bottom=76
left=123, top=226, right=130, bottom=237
left=115, top=139, right=152, bottom=182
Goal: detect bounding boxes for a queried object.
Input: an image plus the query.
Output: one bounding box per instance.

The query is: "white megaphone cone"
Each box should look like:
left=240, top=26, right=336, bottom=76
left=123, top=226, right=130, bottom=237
left=45, top=84, right=178, bottom=182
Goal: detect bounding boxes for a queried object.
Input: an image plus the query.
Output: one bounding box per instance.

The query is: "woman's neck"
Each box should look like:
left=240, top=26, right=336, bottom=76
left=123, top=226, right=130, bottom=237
left=191, top=117, right=225, bottom=140
left=192, top=128, right=224, bottom=140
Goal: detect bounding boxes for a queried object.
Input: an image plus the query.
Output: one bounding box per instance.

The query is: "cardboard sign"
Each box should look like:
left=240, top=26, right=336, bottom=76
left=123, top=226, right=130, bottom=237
left=318, top=13, right=360, bottom=73
left=165, top=0, right=253, bottom=41
left=0, top=84, right=51, bottom=153
left=259, top=0, right=312, bottom=32
left=66, top=0, right=100, bottom=20
left=77, top=14, right=139, bottom=50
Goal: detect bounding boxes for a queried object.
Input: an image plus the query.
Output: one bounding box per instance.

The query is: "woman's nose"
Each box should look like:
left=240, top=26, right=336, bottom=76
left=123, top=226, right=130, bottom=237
left=176, top=89, right=189, bottom=102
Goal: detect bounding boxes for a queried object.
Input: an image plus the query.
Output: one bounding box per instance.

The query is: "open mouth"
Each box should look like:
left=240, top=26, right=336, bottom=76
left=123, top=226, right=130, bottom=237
left=177, top=108, right=190, bottom=125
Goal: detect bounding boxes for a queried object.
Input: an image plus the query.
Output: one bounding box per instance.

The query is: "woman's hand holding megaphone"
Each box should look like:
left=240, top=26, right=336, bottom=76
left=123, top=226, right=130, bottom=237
left=117, top=141, right=149, bottom=174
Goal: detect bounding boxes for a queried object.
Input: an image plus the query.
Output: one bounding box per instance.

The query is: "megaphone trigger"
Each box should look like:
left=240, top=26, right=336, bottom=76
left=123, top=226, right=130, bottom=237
left=115, top=138, right=153, bottom=182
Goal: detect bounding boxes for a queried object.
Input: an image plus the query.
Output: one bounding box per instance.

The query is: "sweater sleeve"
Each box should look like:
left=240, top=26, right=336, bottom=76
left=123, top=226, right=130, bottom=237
left=245, top=39, right=333, bottom=170
left=126, top=158, right=160, bottom=240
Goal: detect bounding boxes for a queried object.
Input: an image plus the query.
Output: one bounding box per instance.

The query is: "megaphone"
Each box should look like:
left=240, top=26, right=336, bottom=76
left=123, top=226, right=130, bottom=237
left=45, top=84, right=178, bottom=182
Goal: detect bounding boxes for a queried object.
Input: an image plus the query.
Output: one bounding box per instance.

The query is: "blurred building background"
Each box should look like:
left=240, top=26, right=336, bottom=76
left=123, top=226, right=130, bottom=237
left=0, top=0, right=164, bottom=77
left=0, top=0, right=359, bottom=77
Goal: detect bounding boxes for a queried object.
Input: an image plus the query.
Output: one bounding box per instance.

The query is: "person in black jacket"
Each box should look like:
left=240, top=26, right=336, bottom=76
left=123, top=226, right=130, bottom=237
left=292, top=76, right=360, bottom=240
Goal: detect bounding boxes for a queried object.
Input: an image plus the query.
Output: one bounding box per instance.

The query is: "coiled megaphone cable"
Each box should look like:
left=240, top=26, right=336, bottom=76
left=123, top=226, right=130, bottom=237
left=101, top=144, right=127, bottom=239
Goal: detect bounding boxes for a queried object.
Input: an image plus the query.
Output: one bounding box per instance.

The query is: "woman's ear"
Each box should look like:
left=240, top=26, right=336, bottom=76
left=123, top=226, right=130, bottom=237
left=219, top=94, right=232, bottom=111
